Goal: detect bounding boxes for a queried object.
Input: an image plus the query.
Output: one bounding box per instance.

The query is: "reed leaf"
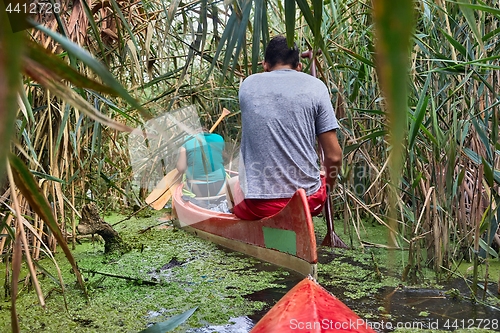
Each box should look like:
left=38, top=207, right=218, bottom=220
left=207, top=9, right=238, bottom=80
left=18, top=83, right=35, bottom=123
left=10, top=226, right=21, bottom=333
left=472, top=118, right=493, bottom=161
left=8, top=153, right=87, bottom=294
left=408, top=74, right=431, bottom=150
left=223, top=2, right=251, bottom=79
left=252, top=0, right=264, bottom=74
left=230, top=0, right=252, bottom=79
left=457, top=0, right=484, bottom=51
left=478, top=238, right=498, bottom=259
left=482, top=157, right=494, bottom=188
left=79, top=0, right=106, bottom=61
left=32, top=22, right=151, bottom=119
left=284, top=0, right=296, bottom=46
left=452, top=2, right=500, bottom=18
left=372, top=0, right=414, bottom=163
left=25, top=41, right=116, bottom=95
left=24, top=59, right=135, bottom=133
left=3, top=0, right=499, bottom=308
left=439, top=28, right=468, bottom=59
left=0, top=11, right=23, bottom=179
left=126, top=40, right=143, bottom=86
left=312, top=0, right=322, bottom=45
left=372, top=0, right=414, bottom=251
left=109, top=0, right=140, bottom=48
left=295, top=0, right=315, bottom=35
left=88, top=91, right=140, bottom=124
left=140, top=307, right=198, bottom=333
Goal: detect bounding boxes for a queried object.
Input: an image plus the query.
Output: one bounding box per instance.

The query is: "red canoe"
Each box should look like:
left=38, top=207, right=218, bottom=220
left=172, top=184, right=318, bottom=277
left=250, top=277, right=377, bottom=333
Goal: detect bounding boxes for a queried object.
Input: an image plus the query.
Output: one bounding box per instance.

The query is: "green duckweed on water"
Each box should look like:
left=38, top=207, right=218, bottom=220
left=0, top=210, right=288, bottom=332
left=1, top=211, right=499, bottom=332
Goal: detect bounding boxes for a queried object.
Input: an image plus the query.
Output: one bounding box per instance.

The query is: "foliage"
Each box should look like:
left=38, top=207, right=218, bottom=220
left=0, top=0, right=500, bottom=331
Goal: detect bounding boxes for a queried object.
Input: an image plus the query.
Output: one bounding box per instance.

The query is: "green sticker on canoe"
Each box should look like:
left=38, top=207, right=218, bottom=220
left=262, top=227, right=296, bottom=255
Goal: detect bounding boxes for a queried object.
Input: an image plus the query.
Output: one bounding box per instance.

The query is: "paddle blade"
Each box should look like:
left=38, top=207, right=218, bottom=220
left=145, top=169, right=182, bottom=209
left=147, top=189, right=172, bottom=210
left=321, top=190, right=348, bottom=248
left=145, top=188, right=165, bottom=205
left=321, top=232, right=348, bottom=248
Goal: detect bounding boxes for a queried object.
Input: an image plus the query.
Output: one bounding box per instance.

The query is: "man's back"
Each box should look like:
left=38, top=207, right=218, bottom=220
left=238, top=69, right=338, bottom=199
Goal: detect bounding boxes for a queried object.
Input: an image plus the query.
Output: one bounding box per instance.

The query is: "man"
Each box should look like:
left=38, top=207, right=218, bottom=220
left=230, top=35, right=342, bottom=220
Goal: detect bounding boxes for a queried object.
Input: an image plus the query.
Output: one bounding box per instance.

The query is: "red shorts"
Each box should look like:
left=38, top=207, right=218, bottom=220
left=233, top=176, right=327, bottom=220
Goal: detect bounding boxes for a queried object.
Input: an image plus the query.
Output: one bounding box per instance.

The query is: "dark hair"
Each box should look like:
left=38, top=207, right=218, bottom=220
left=264, top=35, right=300, bottom=69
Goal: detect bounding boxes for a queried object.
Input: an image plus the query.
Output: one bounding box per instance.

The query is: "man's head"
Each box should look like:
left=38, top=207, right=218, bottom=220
left=263, top=35, right=302, bottom=72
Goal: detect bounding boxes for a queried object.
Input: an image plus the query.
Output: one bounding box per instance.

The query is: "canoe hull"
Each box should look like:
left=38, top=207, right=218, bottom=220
left=250, top=278, right=377, bottom=333
left=172, top=185, right=318, bottom=277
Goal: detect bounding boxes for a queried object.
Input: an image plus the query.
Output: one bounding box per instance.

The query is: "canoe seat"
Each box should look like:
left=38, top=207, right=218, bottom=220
left=181, top=194, right=229, bottom=212
left=192, top=194, right=226, bottom=201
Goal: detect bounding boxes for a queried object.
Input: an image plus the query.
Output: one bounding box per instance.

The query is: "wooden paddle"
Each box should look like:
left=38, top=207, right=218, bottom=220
left=209, top=108, right=231, bottom=133
left=145, top=108, right=231, bottom=210
left=302, top=49, right=347, bottom=249
left=145, top=168, right=182, bottom=210
left=320, top=187, right=347, bottom=248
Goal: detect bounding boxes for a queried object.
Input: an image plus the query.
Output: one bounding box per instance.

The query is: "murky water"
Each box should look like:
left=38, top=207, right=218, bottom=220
left=376, top=285, right=500, bottom=331
left=192, top=245, right=500, bottom=332
left=186, top=316, right=254, bottom=332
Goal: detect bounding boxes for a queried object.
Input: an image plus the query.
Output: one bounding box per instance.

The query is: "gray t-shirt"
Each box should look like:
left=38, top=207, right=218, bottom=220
left=238, top=69, right=339, bottom=199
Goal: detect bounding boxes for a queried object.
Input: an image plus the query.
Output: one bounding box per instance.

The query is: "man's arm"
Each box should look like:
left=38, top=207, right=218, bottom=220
left=317, top=130, right=342, bottom=190
left=176, top=147, right=187, bottom=173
